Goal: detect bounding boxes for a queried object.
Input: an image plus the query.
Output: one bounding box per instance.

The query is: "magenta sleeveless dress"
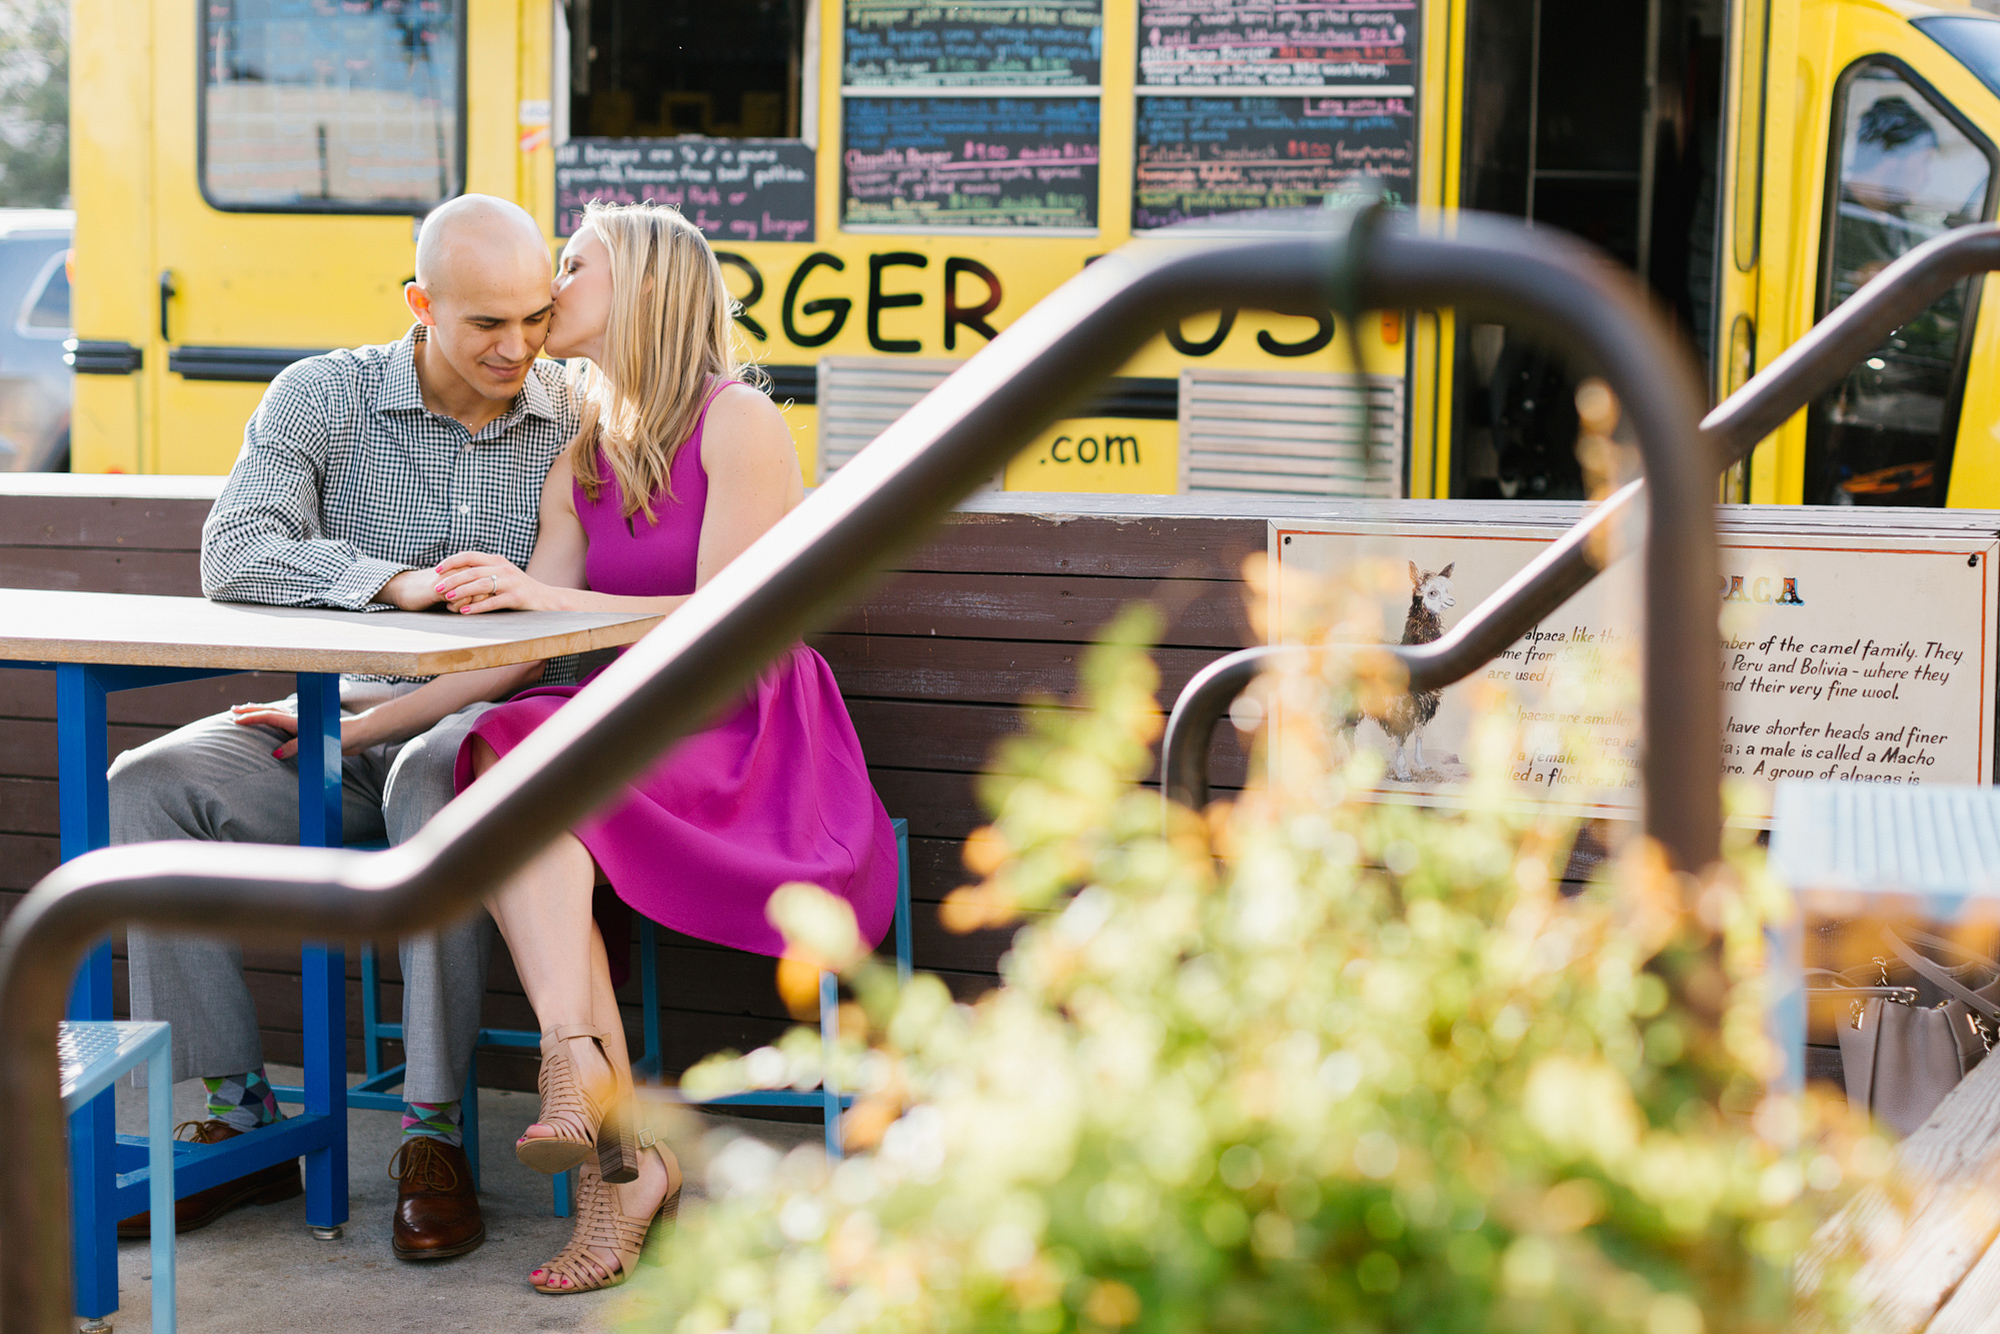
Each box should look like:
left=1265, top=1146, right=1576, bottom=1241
left=454, top=383, right=897, bottom=962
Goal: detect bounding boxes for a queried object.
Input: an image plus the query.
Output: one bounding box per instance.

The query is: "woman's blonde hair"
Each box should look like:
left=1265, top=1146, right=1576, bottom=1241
left=566, top=201, right=765, bottom=520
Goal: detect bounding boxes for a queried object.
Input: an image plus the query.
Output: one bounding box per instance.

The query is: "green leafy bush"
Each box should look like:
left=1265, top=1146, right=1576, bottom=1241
left=624, top=603, right=1876, bottom=1334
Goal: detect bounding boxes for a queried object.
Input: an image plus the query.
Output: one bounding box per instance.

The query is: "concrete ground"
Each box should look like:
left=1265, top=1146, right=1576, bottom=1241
left=98, top=1064, right=814, bottom=1334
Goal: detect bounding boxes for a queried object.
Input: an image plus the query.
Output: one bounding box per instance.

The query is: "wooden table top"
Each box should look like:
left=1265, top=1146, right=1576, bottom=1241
left=0, top=589, right=662, bottom=675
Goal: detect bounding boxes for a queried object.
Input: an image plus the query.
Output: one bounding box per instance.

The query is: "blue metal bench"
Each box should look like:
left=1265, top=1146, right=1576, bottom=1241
left=340, top=816, right=911, bottom=1216
left=634, top=818, right=913, bottom=1158
left=59, top=1020, right=173, bottom=1334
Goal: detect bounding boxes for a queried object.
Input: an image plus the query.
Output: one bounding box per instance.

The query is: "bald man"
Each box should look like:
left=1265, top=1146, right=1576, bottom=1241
left=112, top=195, right=570, bottom=1260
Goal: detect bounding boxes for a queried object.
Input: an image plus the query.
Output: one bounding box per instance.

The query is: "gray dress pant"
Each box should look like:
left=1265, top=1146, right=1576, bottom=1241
left=118, top=683, right=497, bottom=1102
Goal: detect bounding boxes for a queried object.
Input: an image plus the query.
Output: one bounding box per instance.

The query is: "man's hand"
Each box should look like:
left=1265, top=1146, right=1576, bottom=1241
left=374, top=568, right=443, bottom=611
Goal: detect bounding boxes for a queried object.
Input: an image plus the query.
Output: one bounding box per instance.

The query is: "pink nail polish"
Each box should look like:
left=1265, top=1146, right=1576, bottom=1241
left=272, top=749, right=284, bottom=758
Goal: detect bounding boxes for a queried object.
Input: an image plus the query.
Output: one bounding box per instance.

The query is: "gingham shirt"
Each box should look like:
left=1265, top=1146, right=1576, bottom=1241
left=201, top=324, right=580, bottom=683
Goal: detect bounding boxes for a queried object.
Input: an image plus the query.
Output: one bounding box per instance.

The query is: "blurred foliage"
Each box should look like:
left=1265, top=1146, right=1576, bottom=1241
left=622, top=589, right=1888, bottom=1334
left=0, top=0, right=66, bottom=209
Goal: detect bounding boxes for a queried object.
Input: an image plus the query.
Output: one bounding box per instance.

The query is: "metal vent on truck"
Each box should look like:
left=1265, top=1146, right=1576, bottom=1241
left=814, top=357, right=960, bottom=481
left=1178, top=368, right=1405, bottom=498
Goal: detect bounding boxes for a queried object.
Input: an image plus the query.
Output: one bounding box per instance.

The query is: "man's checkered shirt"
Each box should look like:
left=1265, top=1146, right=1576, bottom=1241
left=201, top=325, right=581, bottom=683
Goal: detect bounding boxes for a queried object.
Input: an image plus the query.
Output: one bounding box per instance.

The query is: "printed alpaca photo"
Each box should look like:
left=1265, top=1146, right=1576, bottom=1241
left=1347, top=560, right=1467, bottom=783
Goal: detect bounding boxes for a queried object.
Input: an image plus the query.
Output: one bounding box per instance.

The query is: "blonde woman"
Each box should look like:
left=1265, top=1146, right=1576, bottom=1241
left=435, top=201, right=898, bottom=1292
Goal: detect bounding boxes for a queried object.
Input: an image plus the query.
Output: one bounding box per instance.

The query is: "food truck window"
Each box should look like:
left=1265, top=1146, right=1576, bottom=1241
left=1804, top=59, right=1995, bottom=507
left=199, top=0, right=466, bottom=212
left=1913, top=16, right=2000, bottom=101
left=563, top=0, right=807, bottom=140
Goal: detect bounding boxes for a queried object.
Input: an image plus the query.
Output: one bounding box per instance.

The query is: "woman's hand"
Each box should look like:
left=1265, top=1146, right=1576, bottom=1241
left=230, top=702, right=386, bottom=760
left=433, top=552, right=568, bottom=614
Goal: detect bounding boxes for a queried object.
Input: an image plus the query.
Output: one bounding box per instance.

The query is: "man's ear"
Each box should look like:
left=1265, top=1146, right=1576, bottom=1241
left=404, top=281, right=437, bottom=327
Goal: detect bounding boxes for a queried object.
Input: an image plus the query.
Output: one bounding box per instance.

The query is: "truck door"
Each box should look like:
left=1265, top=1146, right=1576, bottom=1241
left=1803, top=52, right=1995, bottom=506
left=146, top=0, right=469, bottom=473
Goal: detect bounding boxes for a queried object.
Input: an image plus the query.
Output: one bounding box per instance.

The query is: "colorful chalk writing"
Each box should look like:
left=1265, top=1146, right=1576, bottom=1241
left=1133, top=96, right=1415, bottom=229
left=845, top=0, right=1104, bottom=87
left=555, top=138, right=816, bottom=241
left=1136, top=0, right=1421, bottom=90
left=843, top=97, right=1100, bottom=230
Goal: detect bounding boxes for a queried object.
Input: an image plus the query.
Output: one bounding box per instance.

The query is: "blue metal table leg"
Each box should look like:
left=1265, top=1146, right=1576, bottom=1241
left=296, top=670, right=342, bottom=849
left=58, top=664, right=119, bottom=1320
left=56, top=665, right=110, bottom=862
left=296, top=671, right=349, bottom=1236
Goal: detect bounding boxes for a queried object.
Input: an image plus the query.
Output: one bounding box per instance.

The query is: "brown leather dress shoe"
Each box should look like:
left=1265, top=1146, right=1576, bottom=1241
left=116, top=1119, right=302, bottom=1238
left=390, top=1136, right=485, bottom=1261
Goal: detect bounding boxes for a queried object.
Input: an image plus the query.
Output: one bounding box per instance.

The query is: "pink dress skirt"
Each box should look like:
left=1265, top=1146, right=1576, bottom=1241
left=455, top=383, right=896, bottom=967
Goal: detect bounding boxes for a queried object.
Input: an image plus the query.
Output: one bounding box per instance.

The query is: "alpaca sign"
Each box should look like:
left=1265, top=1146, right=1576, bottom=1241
left=1271, top=507, right=2000, bottom=826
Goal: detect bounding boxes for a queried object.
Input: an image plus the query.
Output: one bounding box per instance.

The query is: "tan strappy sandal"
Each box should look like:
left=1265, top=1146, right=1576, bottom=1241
left=517, top=1024, right=633, bottom=1178
left=531, top=1129, right=683, bottom=1295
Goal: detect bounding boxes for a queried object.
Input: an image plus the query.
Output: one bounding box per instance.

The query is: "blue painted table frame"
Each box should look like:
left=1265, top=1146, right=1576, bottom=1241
left=24, top=660, right=348, bottom=1324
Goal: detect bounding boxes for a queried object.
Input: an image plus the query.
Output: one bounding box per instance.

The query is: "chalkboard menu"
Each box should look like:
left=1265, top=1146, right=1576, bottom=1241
left=845, top=0, right=1103, bottom=87
left=556, top=138, right=816, bottom=242
left=1133, top=95, right=1415, bottom=230
left=843, top=97, right=1099, bottom=230
left=1137, top=0, right=1420, bottom=90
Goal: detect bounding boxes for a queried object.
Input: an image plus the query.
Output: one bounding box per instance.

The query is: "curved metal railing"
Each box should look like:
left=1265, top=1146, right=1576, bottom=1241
left=1161, top=222, right=2000, bottom=812
left=0, top=210, right=1714, bottom=1331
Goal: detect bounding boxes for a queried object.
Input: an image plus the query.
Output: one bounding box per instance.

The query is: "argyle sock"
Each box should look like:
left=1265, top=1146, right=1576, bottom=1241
left=400, top=1099, right=464, bottom=1149
left=202, top=1067, right=281, bottom=1132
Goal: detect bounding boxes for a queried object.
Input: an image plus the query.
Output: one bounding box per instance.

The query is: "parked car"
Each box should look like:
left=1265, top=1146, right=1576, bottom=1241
left=0, top=208, right=72, bottom=472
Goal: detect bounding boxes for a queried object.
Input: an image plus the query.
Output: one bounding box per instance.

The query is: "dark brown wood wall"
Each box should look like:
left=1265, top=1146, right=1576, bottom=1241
left=0, top=482, right=1258, bottom=1093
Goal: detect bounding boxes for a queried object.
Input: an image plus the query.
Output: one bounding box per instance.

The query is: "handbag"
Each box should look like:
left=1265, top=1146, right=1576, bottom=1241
left=1808, top=928, right=2000, bottom=1138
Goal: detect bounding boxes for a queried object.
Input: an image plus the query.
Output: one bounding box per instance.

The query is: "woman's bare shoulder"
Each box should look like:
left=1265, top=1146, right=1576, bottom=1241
left=701, top=380, right=795, bottom=472
left=707, top=379, right=785, bottom=427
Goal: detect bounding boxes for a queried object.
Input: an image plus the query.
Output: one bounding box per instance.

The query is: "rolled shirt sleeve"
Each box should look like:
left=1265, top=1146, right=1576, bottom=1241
left=201, top=366, right=414, bottom=610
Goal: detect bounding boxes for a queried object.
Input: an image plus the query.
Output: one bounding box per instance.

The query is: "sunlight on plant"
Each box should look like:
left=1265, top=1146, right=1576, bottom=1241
left=624, top=583, right=1896, bottom=1334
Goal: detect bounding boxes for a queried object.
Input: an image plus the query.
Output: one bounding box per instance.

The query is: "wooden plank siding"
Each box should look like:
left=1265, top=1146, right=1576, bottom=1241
left=0, top=482, right=1263, bottom=1090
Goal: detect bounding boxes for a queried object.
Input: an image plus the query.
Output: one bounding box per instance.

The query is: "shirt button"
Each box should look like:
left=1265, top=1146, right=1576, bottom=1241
left=457, top=504, right=470, bottom=514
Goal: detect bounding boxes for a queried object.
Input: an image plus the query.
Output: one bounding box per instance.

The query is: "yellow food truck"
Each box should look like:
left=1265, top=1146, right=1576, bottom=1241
left=58, top=0, right=2000, bottom=509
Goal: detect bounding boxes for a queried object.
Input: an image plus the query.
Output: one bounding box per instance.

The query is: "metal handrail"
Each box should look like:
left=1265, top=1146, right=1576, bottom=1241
left=1162, top=222, right=2000, bottom=813
left=0, top=210, right=1712, bottom=1330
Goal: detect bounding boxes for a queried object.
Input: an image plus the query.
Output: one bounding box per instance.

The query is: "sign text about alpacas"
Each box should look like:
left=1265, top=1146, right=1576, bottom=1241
left=1479, top=621, right=1640, bottom=793
left=1719, top=632, right=1966, bottom=783
left=1275, top=524, right=1998, bottom=819
left=1480, top=572, right=1986, bottom=794
left=1479, top=622, right=1975, bottom=792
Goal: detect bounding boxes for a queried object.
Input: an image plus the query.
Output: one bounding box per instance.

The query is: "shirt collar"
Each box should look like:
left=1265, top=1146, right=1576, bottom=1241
left=375, top=326, right=427, bottom=415
left=377, top=323, right=561, bottom=427
left=516, top=358, right=559, bottom=423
